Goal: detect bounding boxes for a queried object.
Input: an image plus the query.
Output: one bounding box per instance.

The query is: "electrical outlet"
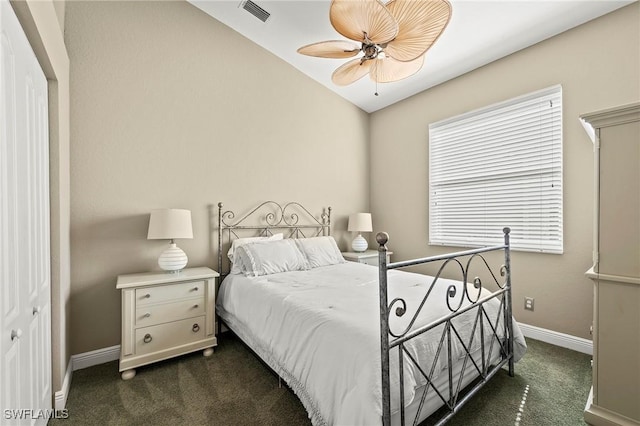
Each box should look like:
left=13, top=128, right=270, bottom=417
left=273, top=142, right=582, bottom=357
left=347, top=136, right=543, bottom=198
left=524, top=297, right=535, bottom=311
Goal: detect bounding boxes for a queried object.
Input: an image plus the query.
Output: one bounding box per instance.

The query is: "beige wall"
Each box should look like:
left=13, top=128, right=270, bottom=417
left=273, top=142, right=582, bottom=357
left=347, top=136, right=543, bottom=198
left=370, top=3, right=640, bottom=340
left=65, top=1, right=639, bottom=354
left=64, top=1, right=370, bottom=354
left=11, top=0, right=71, bottom=394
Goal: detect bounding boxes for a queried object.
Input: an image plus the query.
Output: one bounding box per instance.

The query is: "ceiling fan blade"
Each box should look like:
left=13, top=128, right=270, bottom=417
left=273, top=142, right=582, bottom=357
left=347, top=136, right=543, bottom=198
left=332, top=58, right=373, bottom=86
left=330, top=0, right=399, bottom=45
left=370, top=55, right=425, bottom=83
left=297, top=40, right=361, bottom=59
left=384, top=0, right=451, bottom=62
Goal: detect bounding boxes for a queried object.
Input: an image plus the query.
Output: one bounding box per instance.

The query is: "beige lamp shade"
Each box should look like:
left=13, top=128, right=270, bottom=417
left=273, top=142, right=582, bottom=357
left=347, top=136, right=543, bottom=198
left=147, top=209, right=193, bottom=240
left=348, top=213, right=373, bottom=232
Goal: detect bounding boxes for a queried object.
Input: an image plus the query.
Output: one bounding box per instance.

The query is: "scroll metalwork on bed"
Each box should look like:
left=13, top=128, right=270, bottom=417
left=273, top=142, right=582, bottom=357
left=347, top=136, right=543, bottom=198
left=217, top=201, right=331, bottom=276
left=377, top=228, right=514, bottom=426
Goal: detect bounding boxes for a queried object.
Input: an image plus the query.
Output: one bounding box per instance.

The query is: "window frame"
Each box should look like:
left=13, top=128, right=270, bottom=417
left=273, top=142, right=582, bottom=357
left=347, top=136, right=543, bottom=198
left=428, top=85, right=563, bottom=254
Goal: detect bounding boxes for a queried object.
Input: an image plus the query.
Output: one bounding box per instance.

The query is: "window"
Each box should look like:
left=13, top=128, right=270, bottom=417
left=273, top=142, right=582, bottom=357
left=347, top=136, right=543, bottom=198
left=429, top=85, right=563, bottom=253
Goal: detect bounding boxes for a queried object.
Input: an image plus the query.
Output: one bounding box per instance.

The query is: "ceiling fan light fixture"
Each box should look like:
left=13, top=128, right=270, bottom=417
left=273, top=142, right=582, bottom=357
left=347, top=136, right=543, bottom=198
left=362, top=43, right=380, bottom=60
left=299, top=0, right=452, bottom=86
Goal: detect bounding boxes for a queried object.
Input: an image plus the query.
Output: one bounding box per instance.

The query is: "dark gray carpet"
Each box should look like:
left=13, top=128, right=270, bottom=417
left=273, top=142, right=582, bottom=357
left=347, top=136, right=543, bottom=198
left=435, top=337, right=591, bottom=426
left=51, top=334, right=591, bottom=425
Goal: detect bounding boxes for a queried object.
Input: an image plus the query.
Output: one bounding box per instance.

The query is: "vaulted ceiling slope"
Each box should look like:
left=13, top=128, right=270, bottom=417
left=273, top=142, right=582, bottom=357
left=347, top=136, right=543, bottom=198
left=189, top=0, right=634, bottom=113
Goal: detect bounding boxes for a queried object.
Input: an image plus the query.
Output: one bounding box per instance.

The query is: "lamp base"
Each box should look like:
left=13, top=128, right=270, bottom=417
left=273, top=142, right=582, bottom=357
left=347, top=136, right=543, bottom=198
left=351, top=234, right=368, bottom=253
left=158, top=243, right=188, bottom=272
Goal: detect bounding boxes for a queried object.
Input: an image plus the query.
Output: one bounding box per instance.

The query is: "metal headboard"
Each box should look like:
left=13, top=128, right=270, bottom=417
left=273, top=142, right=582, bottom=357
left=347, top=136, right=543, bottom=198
left=217, top=201, right=331, bottom=277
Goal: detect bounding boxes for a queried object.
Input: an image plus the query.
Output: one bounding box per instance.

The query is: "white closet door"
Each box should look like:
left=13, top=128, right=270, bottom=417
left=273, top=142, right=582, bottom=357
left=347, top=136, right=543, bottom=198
left=0, top=0, right=51, bottom=424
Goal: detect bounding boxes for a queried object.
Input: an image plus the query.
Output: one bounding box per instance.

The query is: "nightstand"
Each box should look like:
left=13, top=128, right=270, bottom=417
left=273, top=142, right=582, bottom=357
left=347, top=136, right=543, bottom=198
left=116, top=267, right=219, bottom=380
left=342, top=250, right=392, bottom=267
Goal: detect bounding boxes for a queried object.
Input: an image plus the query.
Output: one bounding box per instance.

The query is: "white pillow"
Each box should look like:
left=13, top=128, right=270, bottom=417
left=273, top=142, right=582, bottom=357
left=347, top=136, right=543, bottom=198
left=236, top=239, right=309, bottom=277
left=295, top=236, right=345, bottom=268
left=227, top=233, right=283, bottom=261
left=229, top=250, right=250, bottom=275
left=228, top=233, right=283, bottom=275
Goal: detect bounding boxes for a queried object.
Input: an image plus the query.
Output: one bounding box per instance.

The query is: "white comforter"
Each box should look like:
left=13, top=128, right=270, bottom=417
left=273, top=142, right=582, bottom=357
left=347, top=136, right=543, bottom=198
left=216, top=262, right=527, bottom=426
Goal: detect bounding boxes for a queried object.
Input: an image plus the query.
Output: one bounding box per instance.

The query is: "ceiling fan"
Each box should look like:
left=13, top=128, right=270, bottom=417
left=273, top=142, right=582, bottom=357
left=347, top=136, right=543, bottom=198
left=297, top=0, right=452, bottom=89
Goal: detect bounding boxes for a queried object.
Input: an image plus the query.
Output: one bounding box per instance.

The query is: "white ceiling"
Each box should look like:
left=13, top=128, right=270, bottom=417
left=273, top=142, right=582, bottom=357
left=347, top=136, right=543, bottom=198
left=189, top=0, right=634, bottom=113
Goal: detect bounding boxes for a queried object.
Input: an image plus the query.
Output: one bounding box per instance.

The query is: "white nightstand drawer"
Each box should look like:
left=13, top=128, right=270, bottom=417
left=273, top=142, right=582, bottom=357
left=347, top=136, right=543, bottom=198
left=135, top=298, right=205, bottom=328
left=135, top=316, right=206, bottom=356
left=135, top=280, right=204, bottom=306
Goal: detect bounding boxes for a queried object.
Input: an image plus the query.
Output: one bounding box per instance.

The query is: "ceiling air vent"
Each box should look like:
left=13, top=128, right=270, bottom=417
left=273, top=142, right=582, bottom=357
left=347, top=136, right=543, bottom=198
left=240, top=0, right=271, bottom=23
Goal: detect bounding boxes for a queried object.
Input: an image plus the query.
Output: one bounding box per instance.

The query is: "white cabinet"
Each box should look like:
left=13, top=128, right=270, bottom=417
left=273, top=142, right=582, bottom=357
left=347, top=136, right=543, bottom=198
left=342, top=250, right=392, bottom=267
left=581, top=103, right=640, bottom=426
left=116, top=267, right=219, bottom=380
left=0, top=0, right=51, bottom=423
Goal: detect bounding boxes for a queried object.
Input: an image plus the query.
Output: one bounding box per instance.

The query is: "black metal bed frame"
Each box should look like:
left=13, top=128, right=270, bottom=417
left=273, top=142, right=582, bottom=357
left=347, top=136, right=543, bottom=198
left=217, top=202, right=515, bottom=425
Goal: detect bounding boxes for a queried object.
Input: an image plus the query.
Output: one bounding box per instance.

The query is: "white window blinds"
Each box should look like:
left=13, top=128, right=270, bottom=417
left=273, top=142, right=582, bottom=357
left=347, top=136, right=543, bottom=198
left=429, top=85, right=563, bottom=253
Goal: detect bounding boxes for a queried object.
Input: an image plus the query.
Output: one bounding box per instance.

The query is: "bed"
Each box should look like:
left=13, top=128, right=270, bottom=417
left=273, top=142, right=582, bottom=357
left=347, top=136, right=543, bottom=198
left=215, top=201, right=527, bottom=425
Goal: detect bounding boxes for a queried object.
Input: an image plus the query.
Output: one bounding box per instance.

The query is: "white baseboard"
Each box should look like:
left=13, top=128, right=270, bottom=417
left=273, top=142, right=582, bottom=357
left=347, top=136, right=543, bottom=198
left=519, top=322, right=593, bottom=355
left=53, top=359, right=73, bottom=410
left=52, top=346, right=120, bottom=410
left=72, top=344, right=120, bottom=371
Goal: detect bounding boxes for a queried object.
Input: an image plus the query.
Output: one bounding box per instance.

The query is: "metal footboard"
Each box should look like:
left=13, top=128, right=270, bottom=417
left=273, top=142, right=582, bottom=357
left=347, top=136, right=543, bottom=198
left=378, top=228, right=513, bottom=426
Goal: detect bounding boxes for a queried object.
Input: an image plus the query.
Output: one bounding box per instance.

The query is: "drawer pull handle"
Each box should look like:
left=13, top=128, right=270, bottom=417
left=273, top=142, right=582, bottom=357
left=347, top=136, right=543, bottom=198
left=191, top=287, right=199, bottom=292
left=33, top=306, right=41, bottom=316
left=143, top=294, right=151, bottom=299
left=192, top=304, right=199, bottom=309
left=11, top=329, right=23, bottom=341
left=192, top=324, right=200, bottom=332
left=143, top=334, right=152, bottom=343
left=143, top=313, right=151, bottom=318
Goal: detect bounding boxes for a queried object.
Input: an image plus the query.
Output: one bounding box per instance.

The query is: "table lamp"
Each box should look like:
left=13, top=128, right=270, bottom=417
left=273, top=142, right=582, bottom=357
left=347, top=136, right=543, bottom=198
left=147, top=208, right=193, bottom=272
left=348, top=213, right=372, bottom=252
